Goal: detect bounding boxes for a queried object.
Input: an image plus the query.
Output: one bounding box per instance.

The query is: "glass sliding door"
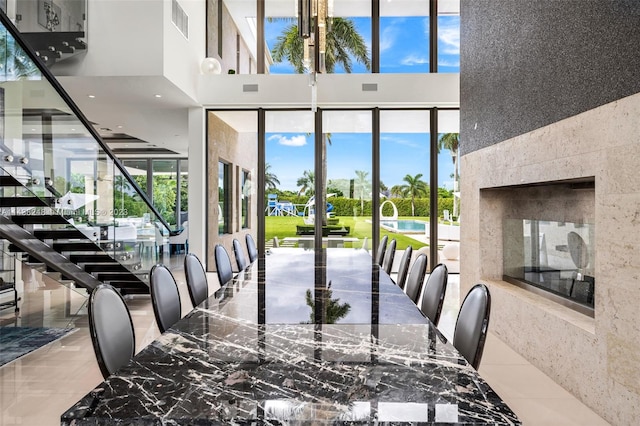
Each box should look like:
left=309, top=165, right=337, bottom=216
left=437, top=109, right=460, bottom=272
left=265, top=110, right=315, bottom=249
left=379, top=110, right=430, bottom=266
left=152, top=160, right=179, bottom=227
left=322, top=110, right=372, bottom=249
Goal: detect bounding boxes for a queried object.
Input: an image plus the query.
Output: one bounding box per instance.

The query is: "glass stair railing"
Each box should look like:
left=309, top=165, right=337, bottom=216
left=0, top=10, right=172, bottom=295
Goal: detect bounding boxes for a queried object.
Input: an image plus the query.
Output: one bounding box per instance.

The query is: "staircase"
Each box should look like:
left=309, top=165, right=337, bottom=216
left=0, top=175, right=150, bottom=295
left=21, top=32, right=87, bottom=67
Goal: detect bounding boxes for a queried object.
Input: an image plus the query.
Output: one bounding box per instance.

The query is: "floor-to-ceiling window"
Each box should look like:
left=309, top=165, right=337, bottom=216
left=206, top=0, right=460, bottom=267
left=380, top=0, right=429, bottom=73
left=264, top=110, right=315, bottom=248
left=323, top=110, right=372, bottom=248
left=380, top=110, right=430, bottom=256
left=121, top=158, right=188, bottom=229
left=437, top=109, right=460, bottom=272
left=208, top=107, right=458, bottom=264
left=264, top=1, right=371, bottom=74
left=437, top=0, right=460, bottom=73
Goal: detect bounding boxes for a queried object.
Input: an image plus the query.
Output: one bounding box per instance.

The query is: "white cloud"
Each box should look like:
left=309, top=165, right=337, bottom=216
left=269, top=134, right=307, bottom=147
left=438, top=58, right=460, bottom=68
left=380, top=26, right=398, bottom=53
left=401, top=54, right=429, bottom=66
left=438, top=25, right=460, bottom=55
left=381, top=135, right=421, bottom=149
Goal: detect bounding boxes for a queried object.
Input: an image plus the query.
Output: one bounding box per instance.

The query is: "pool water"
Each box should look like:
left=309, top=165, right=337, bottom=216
left=380, top=220, right=427, bottom=233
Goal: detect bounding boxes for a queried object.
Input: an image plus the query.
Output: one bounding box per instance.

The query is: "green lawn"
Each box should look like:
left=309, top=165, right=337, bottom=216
left=265, top=216, right=428, bottom=250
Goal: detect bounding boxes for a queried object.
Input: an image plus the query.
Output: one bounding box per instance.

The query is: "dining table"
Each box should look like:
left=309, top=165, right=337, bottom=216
left=61, top=247, right=521, bottom=425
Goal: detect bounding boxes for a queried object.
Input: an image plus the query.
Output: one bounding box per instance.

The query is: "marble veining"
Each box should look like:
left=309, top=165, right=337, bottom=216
left=62, top=248, right=520, bottom=425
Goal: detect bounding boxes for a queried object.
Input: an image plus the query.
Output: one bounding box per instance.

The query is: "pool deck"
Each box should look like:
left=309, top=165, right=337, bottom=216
left=405, top=233, right=460, bottom=274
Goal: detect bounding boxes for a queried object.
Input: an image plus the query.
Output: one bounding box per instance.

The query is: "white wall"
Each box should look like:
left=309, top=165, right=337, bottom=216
left=52, top=0, right=205, bottom=100
left=162, top=0, right=205, bottom=99
left=197, top=73, right=460, bottom=108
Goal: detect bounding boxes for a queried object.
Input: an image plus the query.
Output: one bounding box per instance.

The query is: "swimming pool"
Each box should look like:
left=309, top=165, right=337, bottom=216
left=380, top=219, right=427, bottom=233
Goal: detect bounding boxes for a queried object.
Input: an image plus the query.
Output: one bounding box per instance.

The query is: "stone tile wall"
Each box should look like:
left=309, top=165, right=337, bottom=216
left=461, top=92, right=640, bottom=425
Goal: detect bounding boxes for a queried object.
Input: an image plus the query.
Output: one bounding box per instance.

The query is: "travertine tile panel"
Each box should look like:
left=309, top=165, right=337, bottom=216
left=607, top=332, right=640, bottom=395
left=604, top=144, right=640, bottom=194
left=462, top=79, right=640, bottom=426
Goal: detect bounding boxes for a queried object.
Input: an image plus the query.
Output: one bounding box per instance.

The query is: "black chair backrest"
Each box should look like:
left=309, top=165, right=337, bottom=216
left=233, top=238, right=248, bottom=271
left=215, top=244, right=234, bottom=286
left=381, top=238, right=396, bottom=274
left=404, top=253, right=427, bottom=304
left=395, top=245, right=413, bottom=290
left=374, top=235, right=388, bottom=266
left=184, top=253, right=209, bottom=307
left=453, top=283, right=491, bottom=370
left=245, top=234, right=258, bottom=263
left=150, top=264, right=182, bottom=333
left=419, top=263, right=448, bottom=326
left=88, top=284, right=135, bottom=379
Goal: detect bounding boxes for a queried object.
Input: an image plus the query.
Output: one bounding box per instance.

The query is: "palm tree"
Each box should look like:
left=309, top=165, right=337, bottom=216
left=390, top=185, right=404, bottom=198
left=438, top=133, right=460, bottom=218
left=296, top=170, right=315, bottom=196
left=265, top=163, right=280, bottom=191
left=271, top=18, right=371, bottom=73
left=272, top=17, right=370, bottom=227
left=354, top=170, right=370, bottom=216
left=400, top=173, right=428, bottom=216
left=0, top=31, right=40, bottom=79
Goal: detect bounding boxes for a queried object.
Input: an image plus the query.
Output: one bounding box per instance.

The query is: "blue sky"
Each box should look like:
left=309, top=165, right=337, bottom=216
left=264, top=15, right=459, bottom=193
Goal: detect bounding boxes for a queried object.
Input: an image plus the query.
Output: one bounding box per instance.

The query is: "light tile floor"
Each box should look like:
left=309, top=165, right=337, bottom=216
left=0, top=256, right=610, bottom=426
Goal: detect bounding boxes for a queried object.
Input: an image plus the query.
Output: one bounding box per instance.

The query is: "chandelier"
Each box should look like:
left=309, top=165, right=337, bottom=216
left=298, top=0, right=333, bottom=74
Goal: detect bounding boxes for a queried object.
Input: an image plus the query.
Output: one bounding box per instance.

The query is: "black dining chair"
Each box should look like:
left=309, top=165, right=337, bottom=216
left=419, top=263, right=448, bottom=326
left=453, top=283, right=491, bottom=370
left=404, top=253, right=427, bottom=304
left=245, top=234, right=258, bottom=263
left=88, top=284, right=136, bottom=379
left=233, top=238, right=248, bottom=271
left=215, top=244, right=234, bottom=287
left=394, top=245, right=413, bottom=290
left=381, top=238, right=396, bottom=275
left=150, top=264, right=182, bottom=333
left=374, top=235, right=388, bottom=266
left=184, top=253, right=209, bottom=308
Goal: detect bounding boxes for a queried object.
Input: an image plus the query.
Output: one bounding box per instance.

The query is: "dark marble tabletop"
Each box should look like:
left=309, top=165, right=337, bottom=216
left=61, top=248, right=520, bottom=425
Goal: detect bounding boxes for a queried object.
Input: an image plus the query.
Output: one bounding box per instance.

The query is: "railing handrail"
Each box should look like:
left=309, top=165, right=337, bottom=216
left=0, top=10, right=173, bottom=233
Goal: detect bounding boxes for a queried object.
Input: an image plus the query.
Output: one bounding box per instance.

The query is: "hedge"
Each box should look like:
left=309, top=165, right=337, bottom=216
left=267, top=196, right=455, bottom=218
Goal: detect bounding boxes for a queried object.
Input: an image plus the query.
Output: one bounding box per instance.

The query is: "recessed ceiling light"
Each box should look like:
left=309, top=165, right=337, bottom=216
left=117, top=125, right=123, bottom=129
left=71, top=128, right=76, bottom=131
left=88, top=94, right=95, bottom=98
left=154, top=94, right=162, bottom=98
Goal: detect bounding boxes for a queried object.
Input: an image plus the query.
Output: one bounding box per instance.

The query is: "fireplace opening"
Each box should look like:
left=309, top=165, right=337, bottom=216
left=497, top=178, right=595, bottom=317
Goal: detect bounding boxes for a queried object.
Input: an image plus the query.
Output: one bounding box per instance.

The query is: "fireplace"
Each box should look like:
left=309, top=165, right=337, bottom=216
left=493, top=178, right=596, bottom=316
